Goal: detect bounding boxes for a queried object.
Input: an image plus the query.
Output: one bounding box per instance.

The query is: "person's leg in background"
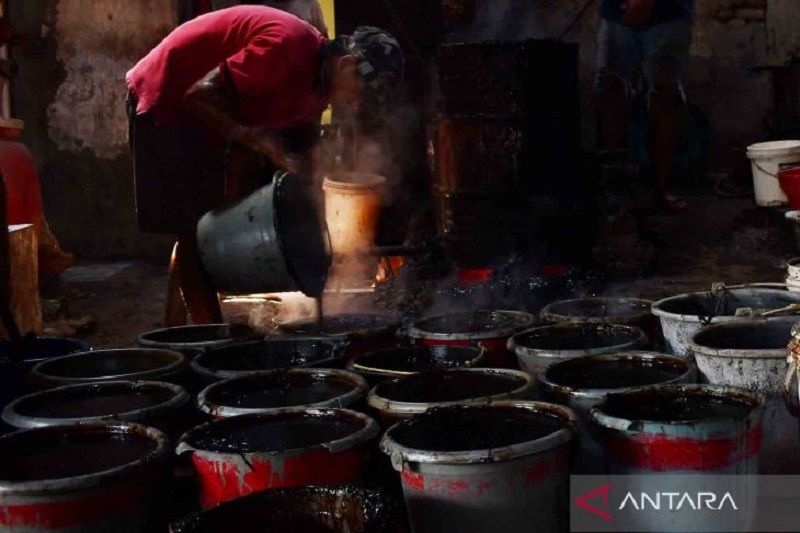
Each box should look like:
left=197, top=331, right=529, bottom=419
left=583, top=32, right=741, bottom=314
left=595, top=18, right=640, bottom=155
left=642, top=18, right=692, bottom=209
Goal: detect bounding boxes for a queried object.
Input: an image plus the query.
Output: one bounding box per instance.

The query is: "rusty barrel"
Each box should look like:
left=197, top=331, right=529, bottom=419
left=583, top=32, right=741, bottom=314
left=169, top=485, right=406, bottom=533
left=347, top=345, right=486, bottom=386
left=0, top=423, right=171, bottom=532
left=176, top=408, right=379, bottom=509
left=404, top=310, right=535, bottom=368
left=380, top=402, right=575, bottom=533
left=367, top=368, right=534, bottom=425
left=30, top=348, right=187, bottom=389
left=687, top=317, right=797, bottom=474
left=2, top=381, right=192, bottom=438
left=138, top=324, right=259, bottom=356
left=508, top=323, right=647, bottom=376
left=538, top=352, right=696, bottom=473
left=197, top=369, right=368, bottom=418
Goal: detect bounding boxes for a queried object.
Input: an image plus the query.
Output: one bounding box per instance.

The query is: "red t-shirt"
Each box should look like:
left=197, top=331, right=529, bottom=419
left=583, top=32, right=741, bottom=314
left=126, top=6, right=327, bottom=128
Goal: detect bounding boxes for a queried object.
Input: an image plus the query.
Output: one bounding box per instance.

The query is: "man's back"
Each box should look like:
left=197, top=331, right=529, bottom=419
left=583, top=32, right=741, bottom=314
left=127, top=6, right=324, bottom=127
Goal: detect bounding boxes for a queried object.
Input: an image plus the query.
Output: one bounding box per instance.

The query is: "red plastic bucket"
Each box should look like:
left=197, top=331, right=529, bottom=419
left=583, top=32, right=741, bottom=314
left=0, top=423, right=171, bottom=532
left=779, top=166, right=800, bottom=209
left=176, top=408, right=379, bottom=509
left=404, top=310, right=535, bottom=367
left=591, top=384, right=764, bottom=474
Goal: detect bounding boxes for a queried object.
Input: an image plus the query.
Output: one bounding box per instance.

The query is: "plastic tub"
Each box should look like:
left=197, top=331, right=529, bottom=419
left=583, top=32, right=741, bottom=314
left=197, top=368, right=368, bottom=418
left=508, top=323, right=647, bottom=376
left=177, top=409, right=379, bottom=508
left=746, top=140, right=800, bottom=206
left=381, top=402, right=575, bottom=533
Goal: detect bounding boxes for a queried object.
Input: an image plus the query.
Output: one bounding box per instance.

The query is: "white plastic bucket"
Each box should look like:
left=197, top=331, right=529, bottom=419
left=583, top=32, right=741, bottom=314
left=746, top=140, right=800, bottom=206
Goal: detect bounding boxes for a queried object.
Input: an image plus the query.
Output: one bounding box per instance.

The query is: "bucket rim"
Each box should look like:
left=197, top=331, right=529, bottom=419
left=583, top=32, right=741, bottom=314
left=0, top=336, right=92, bottom=364
left=590, top=384, right=765, bottom=432
left=176, top=407, right=379, bottom=458
left=746, top=139, right=800, bottom=157
left=190, top=337, right=350, bottom=381
left=274, top=313, right=400, bottom=339
left=650, top=288, right=798, bottom=323
left=686, top=317, right=796, bottom=359
left=540, top=297, right=653, bottom=325
left=30, top=348, right=187, bottom=385
left=507, top=322, right=647, bottom=358
left=0, top=422, right=170, bottom=496
left=196, top=368, right=368, bottom=417
left=2, top=380, right=190, bottom=429
left=137, top=323, right=260, bottom=351
left=787, top=210, right=800, bottom=222
left=346, top=345, right=487, bottom=379
left=366, top=368, right=534, bottom=416
left=537, top=351, right=695, bottom=399
left=405, top=310, right=535, bottom=341
left=379, top=401, right=576, bottom=466
left=322, top=172, right=386, bottom=191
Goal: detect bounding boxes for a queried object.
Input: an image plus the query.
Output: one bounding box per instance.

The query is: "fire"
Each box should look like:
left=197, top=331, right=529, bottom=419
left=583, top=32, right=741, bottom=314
left=375, top=256, right=405, bottom=285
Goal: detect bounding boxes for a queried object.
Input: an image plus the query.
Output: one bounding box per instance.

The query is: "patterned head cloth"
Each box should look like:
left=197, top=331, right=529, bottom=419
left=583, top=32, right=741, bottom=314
left=345, top=26, right=404, bottom=111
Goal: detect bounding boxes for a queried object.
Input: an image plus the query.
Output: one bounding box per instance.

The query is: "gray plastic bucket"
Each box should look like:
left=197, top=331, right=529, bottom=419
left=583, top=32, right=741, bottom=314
left=538, top=351, right=696, bottom=473
left=651, top=287, right=800, bottom=357
left=380, top=401, right=575, bottom=533
left=197, top=368, right=368, bottom=418
left=197, top=172, right=330, bottom=296
left=138, top=324, right=259, bottom=356
left=508, top=323, right=647, bottom=376
left=687, top=317, right=797, bottom=474
left=2, top=380, right=191, bottom=437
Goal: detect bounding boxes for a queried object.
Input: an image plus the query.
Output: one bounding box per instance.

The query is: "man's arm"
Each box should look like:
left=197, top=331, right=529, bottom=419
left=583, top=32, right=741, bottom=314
left=183, top=67, right=300, bottom=171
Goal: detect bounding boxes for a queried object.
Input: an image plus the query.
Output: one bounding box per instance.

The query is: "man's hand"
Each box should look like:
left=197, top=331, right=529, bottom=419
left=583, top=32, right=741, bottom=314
left=231, top=126, right=305, bottom=173
left=620, top=0, right=656, bottom=26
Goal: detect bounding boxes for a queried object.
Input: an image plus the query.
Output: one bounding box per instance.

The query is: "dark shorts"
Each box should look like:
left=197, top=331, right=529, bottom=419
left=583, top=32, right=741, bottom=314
left=127, top=93, right=226, bottom=234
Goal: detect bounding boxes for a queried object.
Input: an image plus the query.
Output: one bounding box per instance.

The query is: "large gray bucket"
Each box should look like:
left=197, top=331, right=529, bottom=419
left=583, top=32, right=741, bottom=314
left=686, top=317, right=798, bottom=474
left=197, top=172, right=330, bottom=296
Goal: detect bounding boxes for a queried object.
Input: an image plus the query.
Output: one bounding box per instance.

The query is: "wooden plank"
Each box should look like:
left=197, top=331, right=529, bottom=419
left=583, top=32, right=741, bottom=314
left=0, top=223, right=41, bottom=336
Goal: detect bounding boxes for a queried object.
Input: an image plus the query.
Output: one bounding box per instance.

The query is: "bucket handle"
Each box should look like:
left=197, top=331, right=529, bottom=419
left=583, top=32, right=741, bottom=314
left=784, top=352, right=800, bottom=418
left=752, top=160, right=800, bottom=179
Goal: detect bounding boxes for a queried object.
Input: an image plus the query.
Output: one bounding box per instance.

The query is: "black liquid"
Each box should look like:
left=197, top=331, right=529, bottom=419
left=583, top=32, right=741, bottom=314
left=514, top=324, right=638, bottom=351
left=547, top=359, right=683, bottom=389
left=602, top=391, right=755, bottom=422
left=187, top=413, right=365, bottom=453
left=197, top=339, right=342, bottom=372
left=353, top=346, right=479, bottom=372
left=390, top=406, right=567, bottom=451
left=415, top=311, right=529, bottom=334
left=16, top=386, right=175, bottom=418
left=142, top=324, right=252, bottom=344
left=211, top=376, right=355, bottom=409
left=38, top=349, right=180, bottom=378
left=284, top=314, right=395, bottom=336
left=375, top=370, right=525, bottom=403
left=0, top=429, right=158, bottom=481
left=549, top=299, right=649, bottom=318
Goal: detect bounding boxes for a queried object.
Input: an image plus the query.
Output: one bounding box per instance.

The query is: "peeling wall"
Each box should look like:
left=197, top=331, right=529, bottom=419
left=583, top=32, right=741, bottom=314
left=10, top=0, right=178, bottom=259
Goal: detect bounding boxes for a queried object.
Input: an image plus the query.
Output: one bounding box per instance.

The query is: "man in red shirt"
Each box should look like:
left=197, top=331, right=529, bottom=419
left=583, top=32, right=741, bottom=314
left=126, top=6, right=402, bottom=325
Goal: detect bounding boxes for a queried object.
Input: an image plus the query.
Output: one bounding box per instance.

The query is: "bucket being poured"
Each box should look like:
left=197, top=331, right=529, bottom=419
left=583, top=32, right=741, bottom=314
left=0, top=422, right=171, bottom=533
left=176, top=408, right=379, bottom=508
left=197, top=172, right=331, bottom=297
left=746, top=140, right=800, bottom=206
left=196, top=369, right=368, bottom=418
left=538, top=352, right=696, bottom=473
left=380, top=402, right=575, bottom=533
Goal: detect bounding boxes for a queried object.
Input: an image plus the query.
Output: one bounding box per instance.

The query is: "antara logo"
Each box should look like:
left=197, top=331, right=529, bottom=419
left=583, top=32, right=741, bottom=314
left=619, top=491, right=738, bottom=511
left=575, top=484, right=739, bottom=522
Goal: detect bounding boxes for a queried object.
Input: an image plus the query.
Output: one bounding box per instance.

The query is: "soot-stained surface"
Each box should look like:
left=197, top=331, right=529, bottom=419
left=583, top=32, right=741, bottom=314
left=375, top=370, right=525, bottom=403
left=601, top=389, right=756, bottom=422
left=546, top=357, right=684, bottom=389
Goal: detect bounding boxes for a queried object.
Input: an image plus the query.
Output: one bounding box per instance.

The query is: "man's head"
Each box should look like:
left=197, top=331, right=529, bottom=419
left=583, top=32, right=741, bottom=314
left=324, top=26, right=403, bottom=110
